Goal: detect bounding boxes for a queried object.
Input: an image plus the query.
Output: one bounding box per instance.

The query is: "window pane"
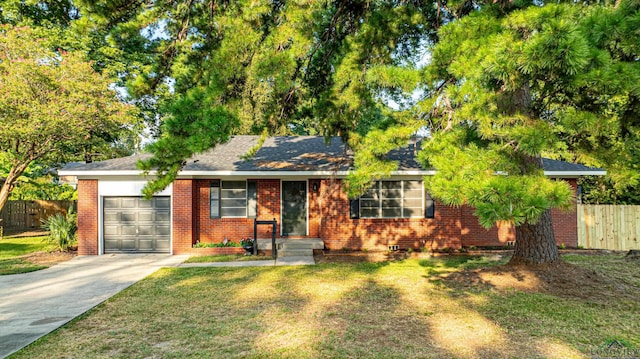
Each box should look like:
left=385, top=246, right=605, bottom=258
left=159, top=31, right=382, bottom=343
left=222, top=181, right=245, bottom=189
left=360, top=199, right=379, bottom=209
left=403, top=207, right=421, bottom=218
left=222, top=189, right=246, bottom=198
left=382, top=208, right=402, bottom=217
left=361, top=189, right=379, bottom=199
left=404, top=189, right=422, bottom=199
left=361, top=209, right=380, bottom=218
left=222, top=199, right=246, bottom=208
left=220, top=181, right=247, bottom=217
left=382, top=181, right=401, bottom=189
left=403, top=198, right=422, bottom=208
left=221, top=207, right=246, bottom=217
left=404, top=181, right=422, bottom=190
left=382, top=199, right=401, bottom=208
left=381, top=189, right=402, bottom=197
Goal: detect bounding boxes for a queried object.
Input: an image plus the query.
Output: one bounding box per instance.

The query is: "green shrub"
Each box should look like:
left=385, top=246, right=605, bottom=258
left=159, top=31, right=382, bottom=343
left=193, top=241, right=241, bottom=248
left=41, top=207, right=77, bottom=251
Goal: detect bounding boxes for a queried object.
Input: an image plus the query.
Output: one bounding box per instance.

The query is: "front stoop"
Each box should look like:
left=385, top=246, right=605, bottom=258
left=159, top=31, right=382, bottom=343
left=256, top=238, right=323, bottom=258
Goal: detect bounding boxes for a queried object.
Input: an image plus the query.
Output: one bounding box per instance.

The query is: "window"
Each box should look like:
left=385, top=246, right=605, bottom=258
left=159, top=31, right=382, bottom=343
left=211, top=180, right=257, bottom=218
left=355, top=180, right=426, bottom=219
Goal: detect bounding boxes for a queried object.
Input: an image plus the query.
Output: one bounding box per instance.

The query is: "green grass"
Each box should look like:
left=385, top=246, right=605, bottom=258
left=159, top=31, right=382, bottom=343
left=12, top=254, right=640, bottom=358
left=185, top=254, right=275, bottom=263
left=0, top=235, right=56, bottom=275
left=0, top=258, right=48, bottom=275
left=0, top=235, right=56, bottom=260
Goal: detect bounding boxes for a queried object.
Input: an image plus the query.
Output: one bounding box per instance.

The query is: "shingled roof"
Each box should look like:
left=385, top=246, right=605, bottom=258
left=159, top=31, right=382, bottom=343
left=60, top=135, right=605, bottom=176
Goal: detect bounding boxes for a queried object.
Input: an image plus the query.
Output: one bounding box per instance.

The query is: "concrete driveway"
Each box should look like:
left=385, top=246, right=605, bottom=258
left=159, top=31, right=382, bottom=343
left=0, top=254, right=187, bottom=358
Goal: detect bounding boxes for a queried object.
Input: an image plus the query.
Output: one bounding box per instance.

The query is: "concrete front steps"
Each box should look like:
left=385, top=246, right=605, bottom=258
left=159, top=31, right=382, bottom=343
left=256, top=238, right=324, bottom=258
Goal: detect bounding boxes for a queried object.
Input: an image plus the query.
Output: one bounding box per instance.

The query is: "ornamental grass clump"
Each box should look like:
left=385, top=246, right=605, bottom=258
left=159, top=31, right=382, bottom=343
left=41, top=207, right=77, bottom=251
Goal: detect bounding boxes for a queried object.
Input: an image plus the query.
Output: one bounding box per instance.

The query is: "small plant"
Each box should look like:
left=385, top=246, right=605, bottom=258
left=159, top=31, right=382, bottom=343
left=41, top=207, right=77, bottom=251
left=240, top=237, right=254, bottom=247
left=407, top=248, right=414, bottom=253
left=577, top=244, right=585, bottom=249
left=558, top=243, right=566, bottom=250
left=193, top=241, right=240, bottom=248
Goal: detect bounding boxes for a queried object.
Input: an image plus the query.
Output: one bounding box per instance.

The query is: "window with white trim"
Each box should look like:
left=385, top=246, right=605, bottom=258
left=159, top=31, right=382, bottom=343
left=210, top=180, right=257, bottom=218
left=358, top=180, right=424, bottom=218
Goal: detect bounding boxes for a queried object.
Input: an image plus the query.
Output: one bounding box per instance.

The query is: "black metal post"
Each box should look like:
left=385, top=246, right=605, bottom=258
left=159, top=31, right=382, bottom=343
left=253, top=219, right=258, bottom=256
left=253, top=218, right=278, bottom=258
left=271, top=218, right=277, bottom=259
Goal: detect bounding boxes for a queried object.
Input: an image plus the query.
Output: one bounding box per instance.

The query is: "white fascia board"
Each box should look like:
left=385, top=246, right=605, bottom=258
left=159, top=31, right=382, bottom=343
left=62, top=170, right=437, bottom=178
left=59, top=170, right=148, bottom=177
left=544, top=170, right=607, bottom=176
left=60, top=169, right=604, bottom=178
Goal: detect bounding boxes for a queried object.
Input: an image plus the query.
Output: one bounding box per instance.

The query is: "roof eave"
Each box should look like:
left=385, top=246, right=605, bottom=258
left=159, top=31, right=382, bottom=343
left=543, top=170, right=607, bottom=177
left=61, top=169, right=604, bottom=178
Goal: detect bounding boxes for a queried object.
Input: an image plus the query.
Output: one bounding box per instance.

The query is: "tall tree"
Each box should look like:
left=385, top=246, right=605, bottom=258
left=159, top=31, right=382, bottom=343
left=408, top=1, right=640, bottom=264
left=79, top=1, right=639, bottom=265
left=0, top=25, right=139, bottom=213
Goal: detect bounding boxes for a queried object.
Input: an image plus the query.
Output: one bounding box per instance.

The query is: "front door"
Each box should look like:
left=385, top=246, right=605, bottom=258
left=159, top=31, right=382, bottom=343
left=282, top=181, right=307, bottom=236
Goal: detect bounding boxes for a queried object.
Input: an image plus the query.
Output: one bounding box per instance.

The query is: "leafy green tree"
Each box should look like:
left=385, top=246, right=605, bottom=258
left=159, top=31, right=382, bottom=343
left=0, top=25, right=139, bottom=213
left=0, top=155, right=77, bottom=200
left=78, top=1, right=638, bottom=265
left=406, top=1, right=640, bottom=264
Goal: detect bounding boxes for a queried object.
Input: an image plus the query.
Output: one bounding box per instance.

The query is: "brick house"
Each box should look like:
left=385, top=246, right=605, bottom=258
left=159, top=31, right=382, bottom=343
left=59, top=136, right=605, bottom=255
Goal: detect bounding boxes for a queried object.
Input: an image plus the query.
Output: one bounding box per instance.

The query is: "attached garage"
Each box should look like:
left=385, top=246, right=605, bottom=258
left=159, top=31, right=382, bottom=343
left=103, top=197, right=171, bottom=253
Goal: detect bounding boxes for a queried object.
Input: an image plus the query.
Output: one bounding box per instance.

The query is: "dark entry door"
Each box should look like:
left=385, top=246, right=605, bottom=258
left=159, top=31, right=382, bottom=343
left=282, top=181, right=307, bottom=236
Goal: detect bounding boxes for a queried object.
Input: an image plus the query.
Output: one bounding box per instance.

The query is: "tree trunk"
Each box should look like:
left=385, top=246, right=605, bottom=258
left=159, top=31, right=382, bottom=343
left=0, top=161, right=30, bottom=215
left=508, top=209, right=560, bottom=265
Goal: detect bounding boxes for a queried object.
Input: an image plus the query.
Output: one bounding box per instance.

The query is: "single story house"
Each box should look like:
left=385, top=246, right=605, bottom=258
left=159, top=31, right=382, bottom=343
left=59, top=136, right=605, bottom=255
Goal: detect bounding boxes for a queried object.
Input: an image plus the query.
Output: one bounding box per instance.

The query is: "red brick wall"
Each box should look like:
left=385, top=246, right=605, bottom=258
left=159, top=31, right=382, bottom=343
left=460, top=206, right=515, bottom=247
left=172, top=179, right=194, bottom=254
left=192, top=179, right=281, bottom=245
left=169, top=177, right=579, bottom=252
left=551, top=179, right=578, bottom=247
left=318, top=180, right=462, bottom=251
left=308, top=179, right=322, bottom=238
left=77, top=179, right=98, bottom=255
left=459, top=178, right=578, bottom=247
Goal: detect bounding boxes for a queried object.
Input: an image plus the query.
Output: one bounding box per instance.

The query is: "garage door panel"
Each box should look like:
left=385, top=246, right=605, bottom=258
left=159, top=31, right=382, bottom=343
left=138, top=212, right=154, bottom=222
left=120, top=198, right=137, bottom=208
left=155, top=197, right=171, bottom=209
left=104, top=225, right=120, bottom=236
left=156, top=239, right=170, bottom=250
left=156, top=225, right=171, bottom=236
left=138, top=225, right=153, bottom=235
left=121, top=239, right=137, bottom=251
left=121, top=225, right=137, bottom=236
left=156, top=212, right=170, bottom=221
left=120, top=212, right=137, bottom=222
left=138, top=239, right=154, bottom=250
left=103, top=196, right=170, bottom=253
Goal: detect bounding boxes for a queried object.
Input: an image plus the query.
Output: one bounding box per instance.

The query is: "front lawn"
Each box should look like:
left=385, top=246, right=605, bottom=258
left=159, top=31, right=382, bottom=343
left=185, top=254, right=275, bottom=263
left=13, top=253, right=640, bottom=358
left=0, top=235, right=56, bottom=260
left=0, top=235, right=58, bottom=275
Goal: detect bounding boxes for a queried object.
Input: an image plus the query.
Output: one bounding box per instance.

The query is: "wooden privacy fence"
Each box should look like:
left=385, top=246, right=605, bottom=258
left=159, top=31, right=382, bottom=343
left=0, top=200, right=77, bottom=232
left=578, top=204, right=640, bottom=250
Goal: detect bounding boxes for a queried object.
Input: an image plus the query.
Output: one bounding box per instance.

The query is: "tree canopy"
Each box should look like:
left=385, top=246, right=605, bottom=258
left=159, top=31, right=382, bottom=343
left=17, top=0, right=638, bottom=264
left=0, top=25, right=139, bottom=212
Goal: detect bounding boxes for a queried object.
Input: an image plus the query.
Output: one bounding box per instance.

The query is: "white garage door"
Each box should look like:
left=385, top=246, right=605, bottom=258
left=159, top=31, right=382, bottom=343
left=103, top=197, right=171, bottom=253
